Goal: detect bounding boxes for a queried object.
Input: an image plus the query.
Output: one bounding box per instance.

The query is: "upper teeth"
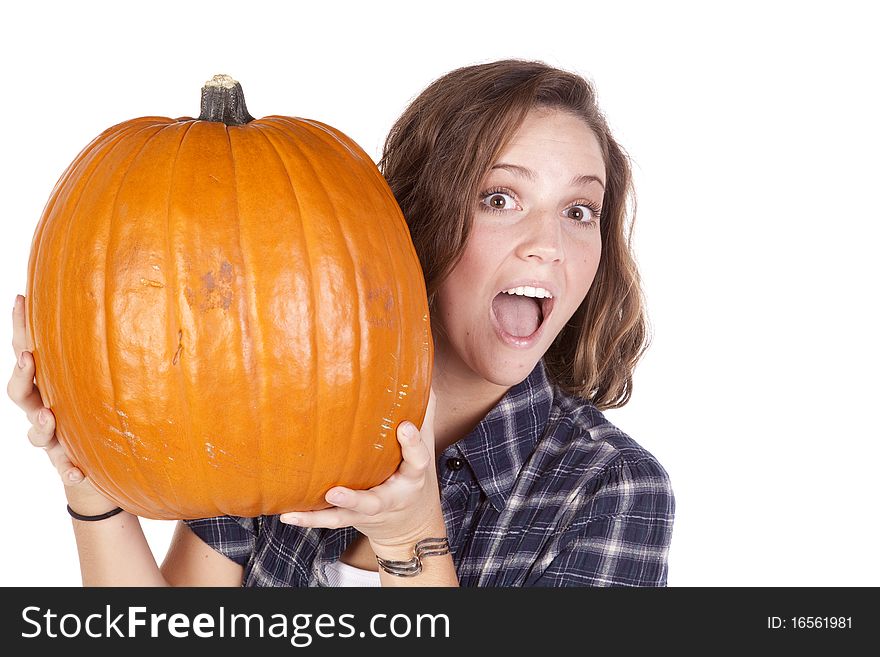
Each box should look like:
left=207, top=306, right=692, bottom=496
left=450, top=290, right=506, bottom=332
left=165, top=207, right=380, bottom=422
left=502, top=286, right=553, bottom=299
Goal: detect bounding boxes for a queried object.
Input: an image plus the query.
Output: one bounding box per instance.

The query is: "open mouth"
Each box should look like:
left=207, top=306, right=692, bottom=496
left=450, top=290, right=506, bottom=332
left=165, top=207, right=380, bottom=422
left=490, top=291, right=555, bottom=339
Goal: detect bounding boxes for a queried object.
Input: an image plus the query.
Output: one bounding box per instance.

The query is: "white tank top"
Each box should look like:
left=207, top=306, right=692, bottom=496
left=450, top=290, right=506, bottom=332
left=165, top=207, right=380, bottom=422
left=323, top=559, right=382, bottom=587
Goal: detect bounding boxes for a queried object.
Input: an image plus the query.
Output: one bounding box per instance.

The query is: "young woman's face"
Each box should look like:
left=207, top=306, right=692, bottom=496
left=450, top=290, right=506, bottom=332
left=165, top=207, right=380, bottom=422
left=433, top=108, right=606, bottom=388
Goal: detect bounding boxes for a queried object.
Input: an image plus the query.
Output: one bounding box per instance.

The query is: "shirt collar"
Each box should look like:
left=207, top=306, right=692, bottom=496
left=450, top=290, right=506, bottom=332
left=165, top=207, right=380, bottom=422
left=450, top=359, right=555, bottom=512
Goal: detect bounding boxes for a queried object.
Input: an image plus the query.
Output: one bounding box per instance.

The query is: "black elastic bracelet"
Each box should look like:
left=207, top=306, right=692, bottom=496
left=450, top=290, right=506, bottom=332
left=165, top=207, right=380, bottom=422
left=66, top=504, right=124, bottom=522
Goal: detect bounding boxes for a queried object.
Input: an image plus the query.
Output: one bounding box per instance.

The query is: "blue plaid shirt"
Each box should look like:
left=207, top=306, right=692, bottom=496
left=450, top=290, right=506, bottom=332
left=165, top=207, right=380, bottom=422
left=185, top=359, right=675, bottom=586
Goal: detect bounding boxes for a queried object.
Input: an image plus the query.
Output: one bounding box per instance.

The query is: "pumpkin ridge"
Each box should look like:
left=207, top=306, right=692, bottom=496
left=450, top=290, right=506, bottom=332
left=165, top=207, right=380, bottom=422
left=296, top=117, right=370, bottom=165
left=43, top=128, right=141, bottom=502
left=288, top=116, right=434, bottom=476
left=223, top=124, right=264, bottom=514
left=153, top=121, right=201, bottom=517
left=166, top=120, right=220, bottom=517
left=29, top=120, right=144, bottom=346
left=261, top=119, right=364, bottom=505
left=103, top=123, right=182, bottom=514
left=250, top=122, right=322, bottom=509
left=27, top=120, right=137, bottom=364
left=54, top=122, right=168, bottom=512
left=36, top=123, right=137, bottom=246
left=359, top=138, right=409, bottom=478
left=292, top=117, right=408, bottom=484
left=292, top=116, right=416, bottom=462
left=243, top=124, right=308, bottom=508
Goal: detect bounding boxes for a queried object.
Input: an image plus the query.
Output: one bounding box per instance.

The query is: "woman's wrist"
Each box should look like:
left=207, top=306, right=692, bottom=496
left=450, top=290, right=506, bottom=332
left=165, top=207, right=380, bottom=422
left=368, top=516, right=449, bottom=562
left=64, top=485, right=121, bottom=518
left=375, top=537, right=450, bottom=577
left=369, top=516, right=458, bottom=586
left=66, top=505, right=124, bottom=521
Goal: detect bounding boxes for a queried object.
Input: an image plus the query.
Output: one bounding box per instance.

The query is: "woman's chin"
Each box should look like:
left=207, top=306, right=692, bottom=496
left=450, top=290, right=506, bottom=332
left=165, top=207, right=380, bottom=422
left=474, top=353, right=542, bottom=388
left=432, top=325, right=546, bottom=388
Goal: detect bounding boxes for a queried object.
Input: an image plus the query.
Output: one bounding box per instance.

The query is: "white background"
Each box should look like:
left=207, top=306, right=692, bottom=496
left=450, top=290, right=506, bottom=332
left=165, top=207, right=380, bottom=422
left=1, top=0, right=877, bottom=587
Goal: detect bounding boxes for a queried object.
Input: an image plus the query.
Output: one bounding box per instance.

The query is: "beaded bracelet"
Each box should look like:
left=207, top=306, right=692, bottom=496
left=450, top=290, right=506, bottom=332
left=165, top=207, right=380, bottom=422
left=375, top=537, right=450, bottom=577
left=66, top=504, right=124, bottom=522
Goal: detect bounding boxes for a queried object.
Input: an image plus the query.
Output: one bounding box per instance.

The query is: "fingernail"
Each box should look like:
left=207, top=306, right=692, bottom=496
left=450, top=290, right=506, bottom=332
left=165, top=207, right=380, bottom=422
left=38, top=409, right=47, bottom=425
left=13, top=295, right=21, bottom=309
left=280, top=514, right=300, bottom=525
left=18, top=352, right=25, bottom=369
left=328, top=490, right=345, bottom=502
left=67, top=470, right=82, bottom=483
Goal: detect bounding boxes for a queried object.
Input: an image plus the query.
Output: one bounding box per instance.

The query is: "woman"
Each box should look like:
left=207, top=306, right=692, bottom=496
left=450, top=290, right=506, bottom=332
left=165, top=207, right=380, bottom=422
left=9, top=59, right=675, bottom=587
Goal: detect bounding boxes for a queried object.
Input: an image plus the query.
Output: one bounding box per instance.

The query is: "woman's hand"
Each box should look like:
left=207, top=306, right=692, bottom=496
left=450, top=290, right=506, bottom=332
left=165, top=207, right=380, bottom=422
left=7, top=294, right=117, bottom=515
left=280, top=387, right=444, bottom=552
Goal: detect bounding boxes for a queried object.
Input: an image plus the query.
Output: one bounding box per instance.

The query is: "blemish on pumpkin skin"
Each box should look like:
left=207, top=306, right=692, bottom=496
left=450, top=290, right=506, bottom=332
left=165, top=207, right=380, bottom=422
left=109, top=425, right=147, bottom=451
left=204, top=441, right=232, bottom=469
left=172, top=330, right=183, bottom=365
left=198, top=262, right=234, bottom=311
left=102, top=436, right=126, bottom=454
left=139, top=278, right=164, bottom=288
left=365, top=286, right=395, bottom=328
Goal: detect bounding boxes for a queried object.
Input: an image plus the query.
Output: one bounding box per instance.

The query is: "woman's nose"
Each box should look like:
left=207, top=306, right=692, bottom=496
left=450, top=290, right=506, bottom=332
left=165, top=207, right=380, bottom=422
left=515, top=209, right=564, bottom=263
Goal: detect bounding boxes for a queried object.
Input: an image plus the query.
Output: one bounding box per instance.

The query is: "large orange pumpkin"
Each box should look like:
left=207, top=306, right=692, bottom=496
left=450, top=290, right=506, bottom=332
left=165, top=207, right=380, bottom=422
left=25, top=75, right=433, bottom=520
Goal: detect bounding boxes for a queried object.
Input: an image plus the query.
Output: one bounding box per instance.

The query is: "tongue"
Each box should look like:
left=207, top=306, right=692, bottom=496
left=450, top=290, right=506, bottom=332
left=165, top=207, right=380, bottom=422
left=492, top=294, right=542, bottom=337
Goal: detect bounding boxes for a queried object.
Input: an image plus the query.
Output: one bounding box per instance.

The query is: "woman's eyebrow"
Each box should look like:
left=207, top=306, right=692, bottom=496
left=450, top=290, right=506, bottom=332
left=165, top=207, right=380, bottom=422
left=491, top=163, right=537, bottom=180
left=491, top=163, right=605, bottom=190
left=571, top=174, right=605, bottom=190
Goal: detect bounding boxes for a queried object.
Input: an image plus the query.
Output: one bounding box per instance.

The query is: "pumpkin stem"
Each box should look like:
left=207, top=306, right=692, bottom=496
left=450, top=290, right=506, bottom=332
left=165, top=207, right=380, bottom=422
left=199, top=74, right=255, bottom=125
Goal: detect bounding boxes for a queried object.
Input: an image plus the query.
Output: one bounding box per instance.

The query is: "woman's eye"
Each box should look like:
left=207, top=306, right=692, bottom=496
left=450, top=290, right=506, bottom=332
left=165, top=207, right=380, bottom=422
left=564, top=205, right=599, bottom=222
left=482, top=192, right=516, bottom=210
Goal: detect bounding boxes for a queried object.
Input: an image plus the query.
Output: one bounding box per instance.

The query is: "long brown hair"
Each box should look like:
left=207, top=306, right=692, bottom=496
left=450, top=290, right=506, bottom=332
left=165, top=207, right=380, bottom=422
left=379, top=59, right=650, bottom=410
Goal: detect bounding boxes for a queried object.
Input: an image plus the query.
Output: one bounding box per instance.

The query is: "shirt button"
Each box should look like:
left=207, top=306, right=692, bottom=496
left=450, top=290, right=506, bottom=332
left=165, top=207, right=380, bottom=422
left=446, top=457, right=465, bottom=472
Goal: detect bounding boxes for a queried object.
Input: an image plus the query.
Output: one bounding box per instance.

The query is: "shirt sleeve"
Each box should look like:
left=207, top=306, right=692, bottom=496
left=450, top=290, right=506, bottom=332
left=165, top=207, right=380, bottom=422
left=183, top=515, right=260, bottom=567
left=528, top=456, right=676, bottom=587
